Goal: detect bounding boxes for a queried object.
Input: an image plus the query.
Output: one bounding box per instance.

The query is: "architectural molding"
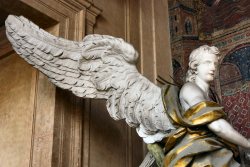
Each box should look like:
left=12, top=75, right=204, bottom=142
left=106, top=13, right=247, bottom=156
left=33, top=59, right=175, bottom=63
left=21, top=0, right=101, bottom=37
left=0, top=27, right=15, bottom=60
left=1, top=0, right=101, bottom=166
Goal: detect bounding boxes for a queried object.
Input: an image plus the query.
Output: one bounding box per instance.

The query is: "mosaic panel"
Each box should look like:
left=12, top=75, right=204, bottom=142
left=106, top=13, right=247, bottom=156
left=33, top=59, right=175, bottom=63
left=200, top=0, right=250, bottom=34
left=220, top=46, right=250, bottom=138
left=222, top=84, right=250, bottom=137
left=223, top=46, right=250, bottom=81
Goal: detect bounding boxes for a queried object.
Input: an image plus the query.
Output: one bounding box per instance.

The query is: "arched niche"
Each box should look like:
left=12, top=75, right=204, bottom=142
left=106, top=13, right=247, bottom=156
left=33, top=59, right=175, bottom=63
left=184, top=18, right=192, bottom=35
left=220, top=62, right=242, bottom=92
left=219, top=45, right=250, bottom=138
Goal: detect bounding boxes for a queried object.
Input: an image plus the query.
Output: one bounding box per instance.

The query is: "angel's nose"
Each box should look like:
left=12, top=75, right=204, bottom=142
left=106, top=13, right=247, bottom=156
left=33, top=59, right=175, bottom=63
left=210, top=62, right=216, bottom=71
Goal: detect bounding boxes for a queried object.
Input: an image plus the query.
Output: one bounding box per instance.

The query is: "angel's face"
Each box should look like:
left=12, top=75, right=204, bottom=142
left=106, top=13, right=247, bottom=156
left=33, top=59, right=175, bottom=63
left=196, top=52, right=218, bottom=82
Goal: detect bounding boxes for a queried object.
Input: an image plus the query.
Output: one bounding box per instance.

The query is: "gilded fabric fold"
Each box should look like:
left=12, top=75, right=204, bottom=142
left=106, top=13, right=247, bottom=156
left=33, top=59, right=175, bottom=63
left=161, top=85, right=240, bottom=167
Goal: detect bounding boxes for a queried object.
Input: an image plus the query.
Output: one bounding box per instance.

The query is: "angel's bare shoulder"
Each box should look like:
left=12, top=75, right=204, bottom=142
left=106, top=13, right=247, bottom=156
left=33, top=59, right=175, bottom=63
left=180, top=82, right=203, bottom=97
left=179, top=82, right=205, bottom=107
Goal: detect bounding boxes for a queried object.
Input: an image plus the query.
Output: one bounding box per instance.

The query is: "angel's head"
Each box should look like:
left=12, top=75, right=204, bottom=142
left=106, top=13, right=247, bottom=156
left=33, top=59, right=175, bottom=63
left=185, top=45, right=220, bottom=83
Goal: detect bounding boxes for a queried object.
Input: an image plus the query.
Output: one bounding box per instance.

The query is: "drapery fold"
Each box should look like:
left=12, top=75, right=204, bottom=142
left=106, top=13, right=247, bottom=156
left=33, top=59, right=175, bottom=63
left=160, top=85, right=239, bottom=167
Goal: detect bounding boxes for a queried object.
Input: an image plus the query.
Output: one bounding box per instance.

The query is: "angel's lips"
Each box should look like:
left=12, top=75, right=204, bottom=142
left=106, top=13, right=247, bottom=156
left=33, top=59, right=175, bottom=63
left=209, top=73, right=214, bottom=76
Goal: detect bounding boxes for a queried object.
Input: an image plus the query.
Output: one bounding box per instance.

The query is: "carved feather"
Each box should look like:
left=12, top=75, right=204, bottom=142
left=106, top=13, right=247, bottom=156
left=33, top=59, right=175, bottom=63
left=5, top=15, right=175, bottom=143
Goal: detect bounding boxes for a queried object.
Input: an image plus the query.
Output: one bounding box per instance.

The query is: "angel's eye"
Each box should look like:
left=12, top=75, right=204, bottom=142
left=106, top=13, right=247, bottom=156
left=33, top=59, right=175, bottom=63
left=201, top=61, right=211, bottom=65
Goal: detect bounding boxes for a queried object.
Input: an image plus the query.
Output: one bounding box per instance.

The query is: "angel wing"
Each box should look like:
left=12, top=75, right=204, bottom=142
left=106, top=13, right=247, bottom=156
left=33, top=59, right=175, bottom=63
left=5, top=15, right=175, bottom=143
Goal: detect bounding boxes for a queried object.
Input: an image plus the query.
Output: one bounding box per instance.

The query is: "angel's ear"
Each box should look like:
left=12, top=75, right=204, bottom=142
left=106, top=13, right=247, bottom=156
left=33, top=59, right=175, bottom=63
left=189, top=60, right=198, bottom=70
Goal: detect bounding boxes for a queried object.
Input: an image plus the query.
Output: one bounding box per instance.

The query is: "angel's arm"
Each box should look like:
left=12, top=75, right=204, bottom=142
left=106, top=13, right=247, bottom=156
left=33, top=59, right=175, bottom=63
left=208, top=119, right=250, bottom=148
left=180, top=83, right=250, bottom=149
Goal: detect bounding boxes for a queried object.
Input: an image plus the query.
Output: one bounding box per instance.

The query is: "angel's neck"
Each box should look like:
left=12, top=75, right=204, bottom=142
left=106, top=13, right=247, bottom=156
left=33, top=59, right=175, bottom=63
left=194, top=77, right=209, bottom=95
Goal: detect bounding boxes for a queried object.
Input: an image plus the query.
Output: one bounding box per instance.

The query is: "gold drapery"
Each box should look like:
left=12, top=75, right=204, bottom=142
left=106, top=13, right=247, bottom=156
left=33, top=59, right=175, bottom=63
left=161, top=85, right=240, bottom=167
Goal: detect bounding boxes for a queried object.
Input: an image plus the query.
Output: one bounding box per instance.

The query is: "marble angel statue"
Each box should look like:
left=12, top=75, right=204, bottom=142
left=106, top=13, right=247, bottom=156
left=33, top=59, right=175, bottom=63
left=5, top=15, right=250, bottom=167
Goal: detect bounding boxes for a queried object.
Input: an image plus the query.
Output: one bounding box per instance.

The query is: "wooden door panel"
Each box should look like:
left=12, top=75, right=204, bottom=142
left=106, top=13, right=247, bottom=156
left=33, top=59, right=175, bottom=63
left=89, top=100, right=128, bottom=167
left=0, top=54, right=37, bottom=167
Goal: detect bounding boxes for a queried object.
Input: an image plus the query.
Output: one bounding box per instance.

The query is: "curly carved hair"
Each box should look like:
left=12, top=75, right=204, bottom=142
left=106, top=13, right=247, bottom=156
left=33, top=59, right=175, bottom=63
left=186, top=45, right=220, bottom=82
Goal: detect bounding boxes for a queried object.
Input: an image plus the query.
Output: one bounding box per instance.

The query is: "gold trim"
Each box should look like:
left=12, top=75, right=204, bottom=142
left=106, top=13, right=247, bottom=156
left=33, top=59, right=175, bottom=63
left=161, top=85, right=237, bottom=167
